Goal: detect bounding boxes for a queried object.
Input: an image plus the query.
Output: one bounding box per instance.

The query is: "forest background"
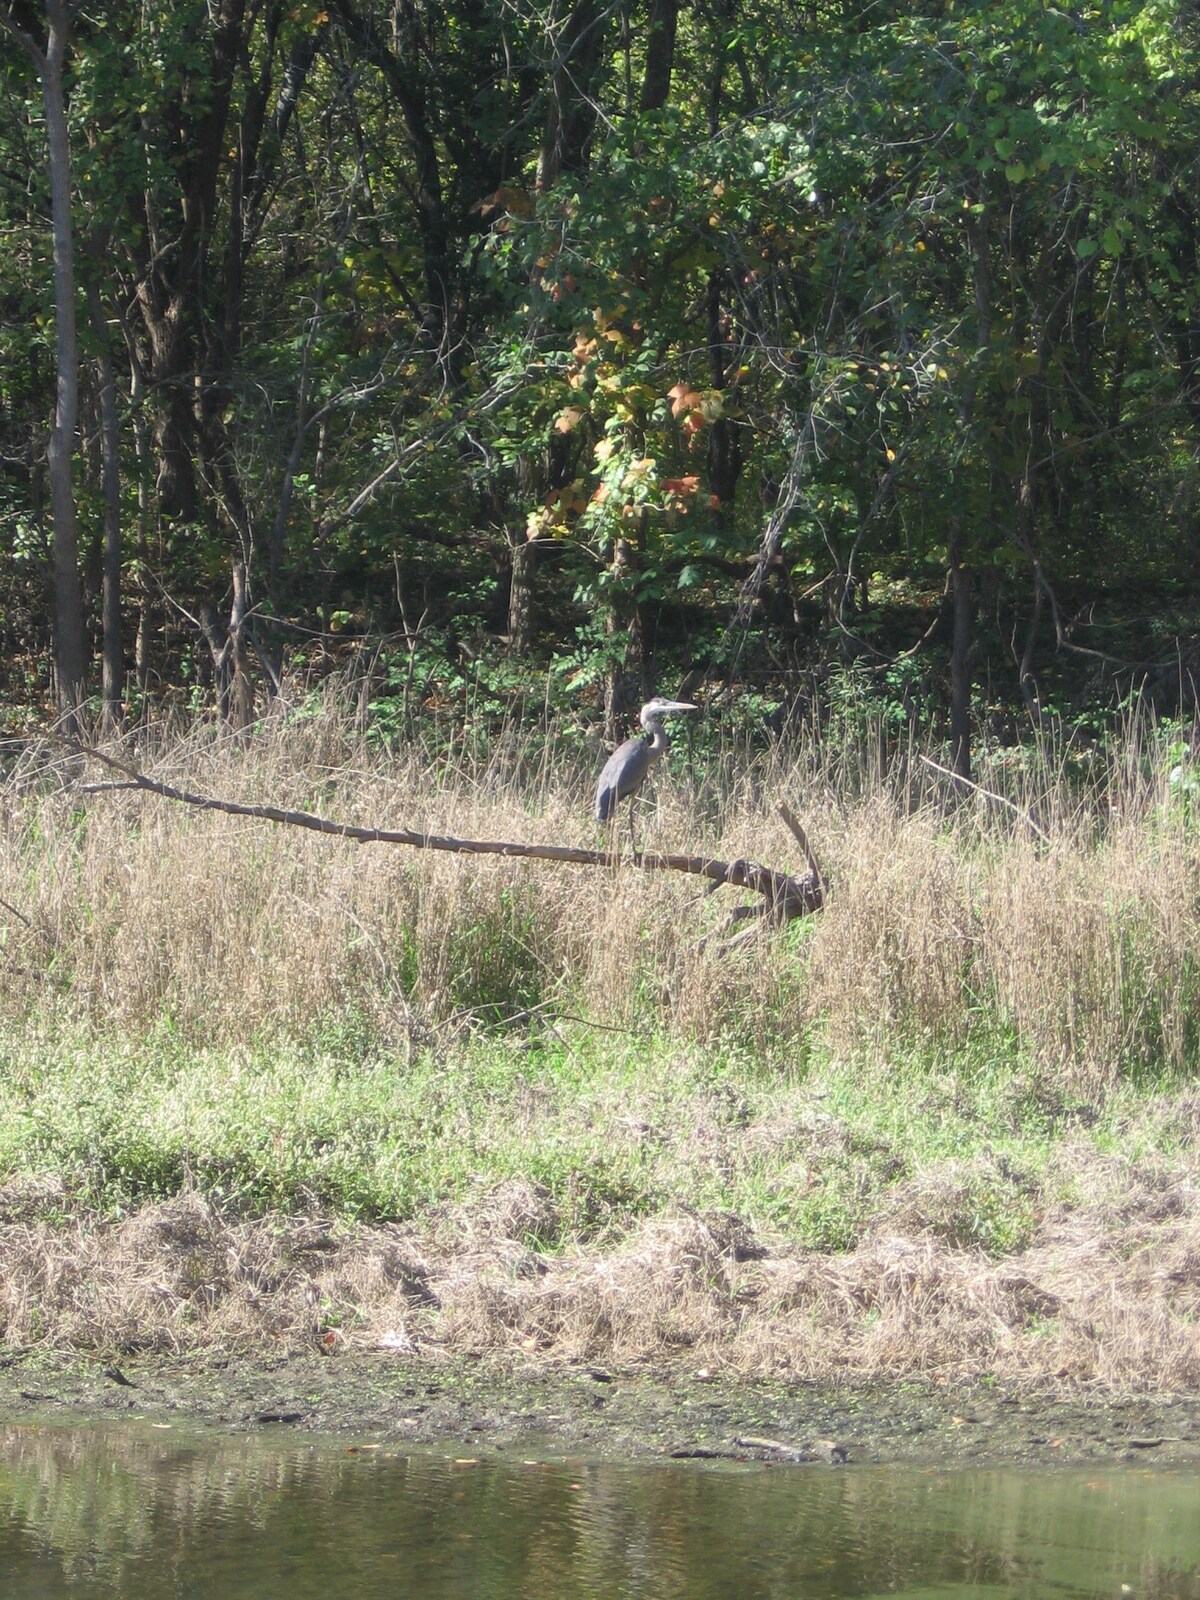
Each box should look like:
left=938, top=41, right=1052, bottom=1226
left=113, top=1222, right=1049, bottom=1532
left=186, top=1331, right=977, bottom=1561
left=3, top=0, right=1199, bottom=769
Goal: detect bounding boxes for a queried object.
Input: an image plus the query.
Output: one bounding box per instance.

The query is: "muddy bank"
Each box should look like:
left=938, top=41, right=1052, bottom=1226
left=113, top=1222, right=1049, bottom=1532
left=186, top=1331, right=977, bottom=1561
left=5, top=1183, right=1200, bottom=1468
left=4, top=1350, right=1200, bottom=1470
left=5, top=1184, right=1200, bottom=1392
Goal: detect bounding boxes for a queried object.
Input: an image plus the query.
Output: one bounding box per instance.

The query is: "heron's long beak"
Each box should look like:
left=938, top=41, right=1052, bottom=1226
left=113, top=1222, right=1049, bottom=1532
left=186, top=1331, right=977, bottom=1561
left=659, top=700, right=698, bottom=714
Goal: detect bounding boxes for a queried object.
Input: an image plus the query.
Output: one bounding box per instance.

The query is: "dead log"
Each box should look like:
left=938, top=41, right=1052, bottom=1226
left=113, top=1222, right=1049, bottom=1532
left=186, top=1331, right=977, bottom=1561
left=75, top=746, right=826, bottom=923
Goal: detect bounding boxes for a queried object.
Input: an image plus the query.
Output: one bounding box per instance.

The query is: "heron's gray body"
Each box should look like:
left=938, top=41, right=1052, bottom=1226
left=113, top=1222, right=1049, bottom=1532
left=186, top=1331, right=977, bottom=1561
left=595, top=697, right=697, bottom=829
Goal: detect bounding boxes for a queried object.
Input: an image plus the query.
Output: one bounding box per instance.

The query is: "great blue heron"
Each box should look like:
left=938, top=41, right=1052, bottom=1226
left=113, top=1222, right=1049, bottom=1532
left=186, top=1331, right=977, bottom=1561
left=595, top=696, right=697, bottom=850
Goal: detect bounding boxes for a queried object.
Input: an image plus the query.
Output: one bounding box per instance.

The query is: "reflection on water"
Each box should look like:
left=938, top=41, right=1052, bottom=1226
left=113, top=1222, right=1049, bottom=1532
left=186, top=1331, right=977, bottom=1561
left=0, top=1419, right=1198, bottom=1600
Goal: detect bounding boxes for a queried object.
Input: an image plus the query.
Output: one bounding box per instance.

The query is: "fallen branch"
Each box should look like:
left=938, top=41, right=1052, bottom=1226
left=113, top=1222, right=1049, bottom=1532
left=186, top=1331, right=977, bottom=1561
left=75, top=746, right=826, bottom=923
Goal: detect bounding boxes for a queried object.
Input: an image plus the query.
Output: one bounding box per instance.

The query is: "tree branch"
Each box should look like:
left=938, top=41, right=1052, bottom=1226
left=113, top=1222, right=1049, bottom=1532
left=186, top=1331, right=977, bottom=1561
left=73, top=746, right=826, bottom=923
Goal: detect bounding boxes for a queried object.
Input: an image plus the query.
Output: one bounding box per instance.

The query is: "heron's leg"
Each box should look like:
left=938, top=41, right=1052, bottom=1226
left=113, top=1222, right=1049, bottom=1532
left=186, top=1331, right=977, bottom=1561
left=628, top=794, right=639, bottom=856
left=603, top=815, right=619, bottom=864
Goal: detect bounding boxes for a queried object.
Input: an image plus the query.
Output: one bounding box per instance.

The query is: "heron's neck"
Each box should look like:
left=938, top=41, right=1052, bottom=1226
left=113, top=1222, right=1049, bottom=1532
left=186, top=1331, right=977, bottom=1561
left=642, top=716, right=668, bottom=750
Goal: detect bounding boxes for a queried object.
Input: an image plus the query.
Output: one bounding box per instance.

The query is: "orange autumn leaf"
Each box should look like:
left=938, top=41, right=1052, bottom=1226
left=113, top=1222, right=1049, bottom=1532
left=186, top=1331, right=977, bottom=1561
left=472, top=185, right=532, bottom=220
left=667, top=382, right=703, bottom=419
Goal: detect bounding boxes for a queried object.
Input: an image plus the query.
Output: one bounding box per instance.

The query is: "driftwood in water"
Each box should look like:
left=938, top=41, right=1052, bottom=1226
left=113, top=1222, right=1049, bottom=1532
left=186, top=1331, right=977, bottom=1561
left=76, top=746, right=826, bottom=924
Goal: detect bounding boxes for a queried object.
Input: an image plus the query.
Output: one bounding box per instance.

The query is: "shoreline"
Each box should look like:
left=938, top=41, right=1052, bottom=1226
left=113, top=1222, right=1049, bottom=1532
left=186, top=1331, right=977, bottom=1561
left=4, top=1176, right=1200, bottom=1448
left=5, top=1350, right=1200, bottom=1470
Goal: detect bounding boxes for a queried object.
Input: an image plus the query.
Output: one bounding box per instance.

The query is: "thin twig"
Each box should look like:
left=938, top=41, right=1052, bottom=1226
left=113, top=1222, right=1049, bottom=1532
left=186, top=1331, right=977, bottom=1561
left=918, top=754, right=1051, bottom=844
left=777, top=800, right=824, bottom=880
left=0, top=895, right=54, bottom=947
left=0, top=895, right=33, bottom=931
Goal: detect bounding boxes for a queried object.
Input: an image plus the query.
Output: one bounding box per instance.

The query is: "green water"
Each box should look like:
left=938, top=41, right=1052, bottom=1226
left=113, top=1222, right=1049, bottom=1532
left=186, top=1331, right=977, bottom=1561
left=0, top=1421, right=1197, bottom=1599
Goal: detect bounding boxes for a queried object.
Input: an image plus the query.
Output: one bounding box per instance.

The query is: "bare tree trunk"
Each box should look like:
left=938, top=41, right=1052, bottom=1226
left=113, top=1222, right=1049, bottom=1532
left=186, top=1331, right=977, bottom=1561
left=603, top=534, right=652, bottom=741
left=329, top=0, right=451, bottom=345
left=947, top=528, right=973, bottom=781
left=1016, top=569, right=1044, bottom=724
left=507, top=539, right=535, bottom=656
left=42, top=1, right=85, bottom=722
left=130, top=365, right=154, bottom=696
left=124, top=0, right=250, bottom=525
left=229, top=560, right=254, bottom=731
left=537, top=0, right=607, bottom=189
left=943, top=206, right=995, bottom=783
left=87, top=281, right=123, bottom=730
left=199, top=561, right=254, bottom=728
left=639, top=0, right=678, bottom=112
left=7, top=2, right=87, bottom=725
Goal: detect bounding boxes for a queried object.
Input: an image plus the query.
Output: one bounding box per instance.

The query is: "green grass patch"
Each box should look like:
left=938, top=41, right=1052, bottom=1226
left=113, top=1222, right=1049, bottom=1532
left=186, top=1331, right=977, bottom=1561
left=0, top=1015, right=1181, bottom=1259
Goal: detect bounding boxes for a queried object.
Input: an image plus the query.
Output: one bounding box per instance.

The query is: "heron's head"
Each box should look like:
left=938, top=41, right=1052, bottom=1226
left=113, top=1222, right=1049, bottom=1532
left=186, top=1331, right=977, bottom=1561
left=639, top=696, right=698, bottom=729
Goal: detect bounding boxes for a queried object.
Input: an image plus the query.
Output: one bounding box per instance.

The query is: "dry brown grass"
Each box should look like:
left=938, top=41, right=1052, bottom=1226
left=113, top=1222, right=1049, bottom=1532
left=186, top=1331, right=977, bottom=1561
left=3, top=1159, right=1198, bottom=1389
left=2, top=712, right=750, bottom=1040
left=2, top=701, right=1198, bottom=1080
